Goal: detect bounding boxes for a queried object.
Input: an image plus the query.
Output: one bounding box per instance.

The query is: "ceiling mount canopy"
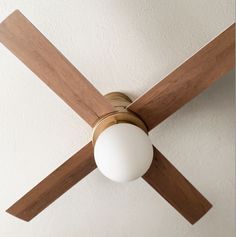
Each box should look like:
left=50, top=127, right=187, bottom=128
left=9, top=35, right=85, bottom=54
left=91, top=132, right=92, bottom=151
left=0, top=10, right=234, bottom=224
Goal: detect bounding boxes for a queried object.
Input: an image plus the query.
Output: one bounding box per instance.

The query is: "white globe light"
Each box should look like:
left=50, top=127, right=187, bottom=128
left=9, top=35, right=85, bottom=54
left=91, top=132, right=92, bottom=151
left=94, top=123, right=153, bottom=182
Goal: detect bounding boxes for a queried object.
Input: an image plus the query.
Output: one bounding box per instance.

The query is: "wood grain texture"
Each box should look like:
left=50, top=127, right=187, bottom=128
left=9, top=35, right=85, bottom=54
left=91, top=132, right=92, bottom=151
left=6, top=142, right=96, bottom=221
left=0, top=10, right=114, bottom=126
left=128, top=24, right=235, bottom=131
left=143, top=147, right=212, bottom=224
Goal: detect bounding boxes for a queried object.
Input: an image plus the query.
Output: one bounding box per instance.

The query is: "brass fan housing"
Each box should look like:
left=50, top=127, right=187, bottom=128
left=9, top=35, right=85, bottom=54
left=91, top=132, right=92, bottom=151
left=92, top=92, right=148, bottom=145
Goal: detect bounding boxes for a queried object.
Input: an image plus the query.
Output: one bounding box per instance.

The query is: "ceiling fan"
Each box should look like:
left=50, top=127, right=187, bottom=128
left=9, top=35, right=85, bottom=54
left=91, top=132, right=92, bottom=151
left=0, top=10, right=234, bottom=225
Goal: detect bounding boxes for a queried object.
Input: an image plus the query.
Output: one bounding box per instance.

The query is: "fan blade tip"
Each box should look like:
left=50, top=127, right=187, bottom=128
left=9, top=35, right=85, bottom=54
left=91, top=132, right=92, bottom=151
left=0, top=9, right=20, bottom=27
left=6, top=207, right=31, bottom=222
left=11, top=9, right=21, bottom=14
left=5, top=206, right=14, bottom=215
left=190, top=202, right=213, bottom=225
left=11, top=10, right=22, bottom=17
left=4, top=9, right=21, bottom=18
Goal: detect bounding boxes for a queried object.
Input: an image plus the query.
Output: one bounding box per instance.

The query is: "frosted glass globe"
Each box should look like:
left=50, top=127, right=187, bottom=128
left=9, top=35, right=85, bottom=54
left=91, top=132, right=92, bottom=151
left=94, top=123, right=153, bottom=182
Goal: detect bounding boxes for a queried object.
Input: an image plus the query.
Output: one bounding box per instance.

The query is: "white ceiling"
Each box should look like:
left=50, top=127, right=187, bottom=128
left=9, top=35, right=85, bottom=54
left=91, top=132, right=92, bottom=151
left=0, top=0, right=235, bottom=236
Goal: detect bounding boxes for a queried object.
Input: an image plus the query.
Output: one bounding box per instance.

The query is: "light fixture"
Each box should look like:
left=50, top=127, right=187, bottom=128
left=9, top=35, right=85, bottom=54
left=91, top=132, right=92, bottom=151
left=92, top=92, right=153, bottom=182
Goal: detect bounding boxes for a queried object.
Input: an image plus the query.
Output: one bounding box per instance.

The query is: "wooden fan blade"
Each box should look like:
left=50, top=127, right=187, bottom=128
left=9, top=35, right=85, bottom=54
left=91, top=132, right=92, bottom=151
left=128, top=24, right=235, bottom=131
left=0, top=10, right=114, bottom=126
left=6, top=142, right=96, bottom=221
left=143, top=147, right=212, bottom=224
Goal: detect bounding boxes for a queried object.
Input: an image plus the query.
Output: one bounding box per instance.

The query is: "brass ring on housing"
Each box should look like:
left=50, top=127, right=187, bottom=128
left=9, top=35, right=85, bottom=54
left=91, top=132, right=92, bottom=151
left=92, top=111, right=148, bottom=145
left=92, top=92, right=148, bottom=145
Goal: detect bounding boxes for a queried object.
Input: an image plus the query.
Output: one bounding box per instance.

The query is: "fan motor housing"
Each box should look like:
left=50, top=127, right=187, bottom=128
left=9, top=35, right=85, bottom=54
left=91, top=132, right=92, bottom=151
left=92, top=92, right=148, bottom=145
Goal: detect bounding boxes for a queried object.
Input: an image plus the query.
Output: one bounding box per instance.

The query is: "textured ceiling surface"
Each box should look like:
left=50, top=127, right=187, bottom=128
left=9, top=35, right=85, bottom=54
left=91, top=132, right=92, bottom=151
left=0, top=1, right=235, bottom=237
